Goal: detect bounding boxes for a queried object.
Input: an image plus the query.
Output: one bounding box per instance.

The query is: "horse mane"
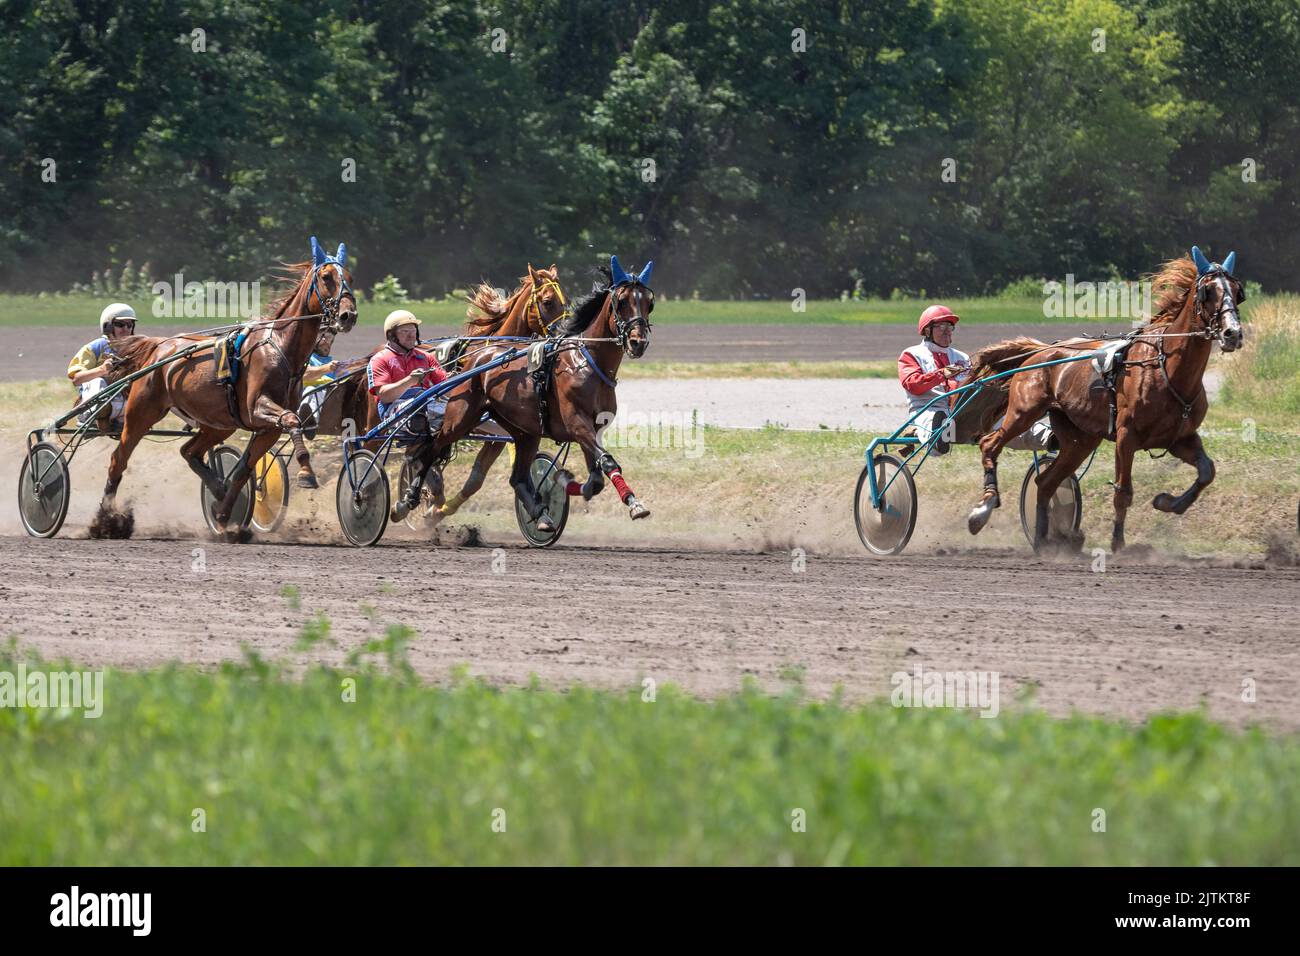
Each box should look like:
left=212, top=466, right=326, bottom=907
left=465, top=277, right=528, bottom=335
left=103, top=335, right=166, bottom=380
left=553, top=265, right=612, bottom=337
left=968, top=336, right=1049, bottom=382
left=263, top=260, right=314, bottom=319
left=1144, top=256, right=1197, bottom=327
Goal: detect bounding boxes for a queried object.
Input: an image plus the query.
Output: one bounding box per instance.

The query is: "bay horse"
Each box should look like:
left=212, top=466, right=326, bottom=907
left=429, top=256, right=654, bottom=531
left=103, top=237, right=358, bottom=534
left=966, top=247, right=1244, bottom=552
left=291, top=265, right=567, bottom=516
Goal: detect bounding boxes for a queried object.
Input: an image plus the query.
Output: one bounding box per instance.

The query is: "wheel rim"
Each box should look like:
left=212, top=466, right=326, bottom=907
left=200, top=446, right=254, bottom=532
left=251, top=452, right=289, bottom=533
left=1020, top=457, right=1083, bottom=545
left=18, top=443, right=70, bottom=538
left=336, top=451, right=389, bottom=546
left=855, top=454, right=917, bottom=556
left=515, top=453, right=570, bottom=547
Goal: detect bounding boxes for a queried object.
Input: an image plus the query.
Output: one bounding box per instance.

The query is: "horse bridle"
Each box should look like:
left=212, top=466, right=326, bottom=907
left=308, top=261, right=356, bottom=333
left=610, top=281, right=653, bottom=354
left=1193, top=268, right=1242, bottom=342
left=528, top=275, right=568, bottom=336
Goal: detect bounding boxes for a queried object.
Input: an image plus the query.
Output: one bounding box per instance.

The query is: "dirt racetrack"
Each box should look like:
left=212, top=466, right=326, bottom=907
left=3, top=534, right=1297, bottom=730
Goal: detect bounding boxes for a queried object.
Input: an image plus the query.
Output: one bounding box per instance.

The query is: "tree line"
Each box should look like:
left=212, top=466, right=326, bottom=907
left=2, top=0, right=1296, bottom=299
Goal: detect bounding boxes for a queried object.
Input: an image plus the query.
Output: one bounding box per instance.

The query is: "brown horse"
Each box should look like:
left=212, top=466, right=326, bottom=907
left=420, top=256, right=654, bottom=530
left=292, top=265, right=566, bottom=515
left=966, top=248, right=1244, bottom=552
left=103, top=238, right=358, bottom=533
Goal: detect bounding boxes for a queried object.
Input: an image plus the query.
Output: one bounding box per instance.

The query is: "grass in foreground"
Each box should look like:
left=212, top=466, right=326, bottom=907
left=1, top=649, right=1296, bottom=865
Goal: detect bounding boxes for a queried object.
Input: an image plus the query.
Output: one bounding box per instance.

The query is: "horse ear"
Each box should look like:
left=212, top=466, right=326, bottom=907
left=610, top=255, right=631, bottom=285
left=1191, top=245, right=1212, bottom=276
left=528, top=262, right=537, bottom=280
left=549, top=263, right=557, bottom=273
left=637, top=260, right=654, bottom=285
left=1223, top=251, right=1237, bottom=275
left=336, top=243, right=347, bottom=267
left=311, top=236, right=325, bottom=267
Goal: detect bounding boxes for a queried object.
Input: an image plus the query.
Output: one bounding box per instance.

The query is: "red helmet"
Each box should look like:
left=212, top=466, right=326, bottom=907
left=918, top=304, right=960, bottom=337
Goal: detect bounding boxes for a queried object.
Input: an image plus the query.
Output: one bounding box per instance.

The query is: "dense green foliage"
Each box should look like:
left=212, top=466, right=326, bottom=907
left=2, top=648, right=1296, bottom=865
left=2, top=0, right=1297, bottom=297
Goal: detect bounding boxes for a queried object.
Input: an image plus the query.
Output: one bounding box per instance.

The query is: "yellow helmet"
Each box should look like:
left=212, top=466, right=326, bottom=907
left=383, top=309, right=420, bottom=335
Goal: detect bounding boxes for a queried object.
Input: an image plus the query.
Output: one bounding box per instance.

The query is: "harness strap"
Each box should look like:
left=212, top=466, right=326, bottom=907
left=580, top=345, right=617, bottom=388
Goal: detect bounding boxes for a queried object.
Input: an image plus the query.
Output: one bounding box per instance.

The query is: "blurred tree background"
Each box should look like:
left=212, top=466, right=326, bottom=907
left=1, top=0, right=1296, bottom=297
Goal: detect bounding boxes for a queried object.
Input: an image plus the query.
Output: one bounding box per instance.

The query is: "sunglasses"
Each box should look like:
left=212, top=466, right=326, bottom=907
left=112, top=320, right=137, bottom=329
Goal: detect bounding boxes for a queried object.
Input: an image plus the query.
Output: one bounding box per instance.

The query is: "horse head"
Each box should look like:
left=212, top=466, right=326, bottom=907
left=526, top=263, right=568, bottom=336
left=308, top=236, right=358, bottom=334
left=607, top=255, right=654, bottom=358
left=1190, top=245, right=1244, bottom=352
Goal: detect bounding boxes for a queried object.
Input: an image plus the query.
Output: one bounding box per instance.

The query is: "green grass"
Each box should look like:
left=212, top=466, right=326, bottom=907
left=2, top=647, right=1296, bottom=865
left=0, top=292, right=1068, bottom=328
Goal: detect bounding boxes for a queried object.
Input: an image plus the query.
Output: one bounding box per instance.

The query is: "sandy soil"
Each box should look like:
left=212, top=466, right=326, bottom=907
left=2, top=535, right=1296, bottom=730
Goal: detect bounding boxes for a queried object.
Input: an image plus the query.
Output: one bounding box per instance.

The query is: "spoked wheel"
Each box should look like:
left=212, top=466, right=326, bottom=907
left=397, top=455, right=441, bottom=531
left=854, top=453, right=918, bottom=556
left=1019, top=456, right=1083, bottom=546
left=200, top=444, right=255, bottom=534
left=18, top=442, right=71, bottom=538
left=250, top=450, right=290, bottom=534
left=514, top=451, right=570, bottom=548
left=336, top=449, right=390, bottom=547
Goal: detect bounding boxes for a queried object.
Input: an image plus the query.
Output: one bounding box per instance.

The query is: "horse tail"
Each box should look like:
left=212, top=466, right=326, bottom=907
left=968, top=337, right=1049, bottom=382
left=104, top=335, right=166, bottom=381
left=465, top=282, right=507, bottom=334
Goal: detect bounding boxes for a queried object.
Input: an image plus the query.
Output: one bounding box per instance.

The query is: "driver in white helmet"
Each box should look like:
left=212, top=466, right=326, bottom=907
left=67, top=303, right=139, bottom=427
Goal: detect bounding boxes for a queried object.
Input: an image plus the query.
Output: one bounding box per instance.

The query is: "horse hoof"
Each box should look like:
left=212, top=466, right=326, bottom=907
left=297, top=471, right=319, bottom=490
left=1152, top=493, right=1176, bottom=513
left=967, top=495, right=999, bottom=535
left=629, top=500, right=651, bottom=520
left=536, top=512, right=555, bottom=533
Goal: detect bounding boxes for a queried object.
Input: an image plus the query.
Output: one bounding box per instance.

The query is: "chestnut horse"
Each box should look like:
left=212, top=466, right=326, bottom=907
left=429, top=256, right=654, bottom=530
left=966, top=247, right=1244, bottom=552
left=294, top=264, right=567, bottom=516
left=104, top=237, right=358, bottom=533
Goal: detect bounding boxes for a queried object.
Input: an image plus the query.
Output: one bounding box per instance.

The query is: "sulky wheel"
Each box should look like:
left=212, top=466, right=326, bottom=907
left=336, top=449, right=390, bottom=547
left=1018, top=456, right=1083, bottom=547
left=514, top=451, right=570, bottom=548
left=200, top=445, right=256, bottom=534
left=397, top=455, right=441, bottom=531
left=18, top=442, right=71, bottom=538
left=854, top=453, right=918, bottom=556
left=250, top=450, right=291, bottom=534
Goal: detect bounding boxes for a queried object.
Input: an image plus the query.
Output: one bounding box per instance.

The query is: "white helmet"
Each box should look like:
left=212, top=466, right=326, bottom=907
left=99, top=302, right=136, bottom=335
left=383, top=309, right=420, bottom=336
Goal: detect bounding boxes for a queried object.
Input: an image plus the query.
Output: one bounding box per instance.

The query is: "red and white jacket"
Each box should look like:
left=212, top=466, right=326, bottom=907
left=897, top=341, right=972, bottom=414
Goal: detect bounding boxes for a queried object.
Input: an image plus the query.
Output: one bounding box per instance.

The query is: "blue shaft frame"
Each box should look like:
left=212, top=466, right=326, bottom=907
left=863, top=353, right=1101, bottom=510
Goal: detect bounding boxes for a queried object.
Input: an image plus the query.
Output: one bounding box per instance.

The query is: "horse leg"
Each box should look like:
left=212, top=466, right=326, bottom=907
left=595, top=441, right=649, bottom=519
left=1152, top=432, right=1214, bottom=516
left=1030, top=424, right=1099, bottom=553
left=179, top=429, right=236, bottom=500
left=432, top=442, right=505, bottom=526
left=101, top=418, right=152, bottom=510
left=289, top=429, right=317, bottom=489
left=969, top=383, right=1052, bottom=534
left=1110, top=429, right=1138, bottom=552
left=214, top=429, right=279, bottom=533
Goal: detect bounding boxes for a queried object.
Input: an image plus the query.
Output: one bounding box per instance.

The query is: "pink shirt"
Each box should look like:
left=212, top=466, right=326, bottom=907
left=367, top=343, right=446, bottom=396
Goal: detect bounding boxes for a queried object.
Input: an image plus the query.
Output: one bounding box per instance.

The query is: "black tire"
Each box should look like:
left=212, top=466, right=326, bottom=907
left=18, top=442, right=71, bottom=538
left=250, top=450, right=291, bottom=534
left=336, top=449, right=390, bottom=546
left=1019, top=456, right=1083, bottom=546
left=854, top=453, right=918, bottom=556
left=200, top=445, right=255, bottom=534
left=514, top=452, right=571, bottom=548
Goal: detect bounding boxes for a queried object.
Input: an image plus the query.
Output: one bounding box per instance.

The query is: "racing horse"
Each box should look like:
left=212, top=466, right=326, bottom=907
left=966, top=247, right=1244, bottom=552
left=293, top=264, right=567, bottom=514
left=433, top=256, right=654, bottom=531
left=102, top=237, right=358, bottom=534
